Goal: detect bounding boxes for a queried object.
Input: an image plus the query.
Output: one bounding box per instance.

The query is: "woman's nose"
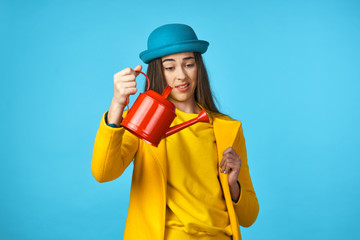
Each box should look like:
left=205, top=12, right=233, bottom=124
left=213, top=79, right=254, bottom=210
left=176, top=66, right=187, bottom=80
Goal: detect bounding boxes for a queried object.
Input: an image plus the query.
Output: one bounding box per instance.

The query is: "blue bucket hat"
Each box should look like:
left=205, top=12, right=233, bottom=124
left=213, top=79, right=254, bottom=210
left=139, top=24, right=209, bottom=64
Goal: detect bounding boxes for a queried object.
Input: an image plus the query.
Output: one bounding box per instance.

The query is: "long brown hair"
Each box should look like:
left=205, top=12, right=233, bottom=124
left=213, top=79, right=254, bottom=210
left=145, top=52, right=222, bottom=115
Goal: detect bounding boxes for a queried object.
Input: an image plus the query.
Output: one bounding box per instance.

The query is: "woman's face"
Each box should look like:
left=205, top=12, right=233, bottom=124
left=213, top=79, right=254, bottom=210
left=161, top=52, right=197, bottom=104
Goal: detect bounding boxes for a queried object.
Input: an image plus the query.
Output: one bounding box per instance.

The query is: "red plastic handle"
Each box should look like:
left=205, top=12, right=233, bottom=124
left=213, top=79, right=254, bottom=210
left=125, top=70, right=151, bottom=111
left=135, top=70, right=151, bottom=91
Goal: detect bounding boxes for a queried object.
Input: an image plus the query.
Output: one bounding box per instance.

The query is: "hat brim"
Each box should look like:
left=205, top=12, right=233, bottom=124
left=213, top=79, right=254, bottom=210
left=139, top=40, right=209, bottom=64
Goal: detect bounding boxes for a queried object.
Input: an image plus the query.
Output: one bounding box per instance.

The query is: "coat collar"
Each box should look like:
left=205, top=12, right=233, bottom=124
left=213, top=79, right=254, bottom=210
left=212, top=115, right=241, bottom=164
left=213, top=115, right=242, bottom=240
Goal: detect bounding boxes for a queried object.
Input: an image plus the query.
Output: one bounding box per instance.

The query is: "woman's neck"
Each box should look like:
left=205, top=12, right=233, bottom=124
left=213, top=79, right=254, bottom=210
left=169, top=98, right=202, bottom=114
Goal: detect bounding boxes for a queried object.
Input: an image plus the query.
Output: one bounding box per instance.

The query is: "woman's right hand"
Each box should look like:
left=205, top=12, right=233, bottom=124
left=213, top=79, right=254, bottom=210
left=107, top=65, right=142, bottom=126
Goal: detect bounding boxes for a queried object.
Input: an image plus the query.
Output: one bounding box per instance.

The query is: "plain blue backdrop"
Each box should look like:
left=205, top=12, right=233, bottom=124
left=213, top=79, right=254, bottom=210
left=1, top=0, right=359, bottom=239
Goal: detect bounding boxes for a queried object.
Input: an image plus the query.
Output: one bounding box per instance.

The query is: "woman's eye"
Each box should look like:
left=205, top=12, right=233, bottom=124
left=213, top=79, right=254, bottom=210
left=186, top=63, right=195, bottom=68
left=165, top=67, right=174, bottom=71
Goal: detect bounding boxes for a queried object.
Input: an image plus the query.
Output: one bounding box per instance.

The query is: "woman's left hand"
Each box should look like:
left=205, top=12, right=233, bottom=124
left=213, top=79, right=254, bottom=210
left=220, top=147, right=242, bottom=186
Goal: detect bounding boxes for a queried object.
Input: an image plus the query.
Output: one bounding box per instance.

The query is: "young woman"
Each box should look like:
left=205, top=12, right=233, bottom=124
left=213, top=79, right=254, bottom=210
left=91, top=24, right=259, bottom=240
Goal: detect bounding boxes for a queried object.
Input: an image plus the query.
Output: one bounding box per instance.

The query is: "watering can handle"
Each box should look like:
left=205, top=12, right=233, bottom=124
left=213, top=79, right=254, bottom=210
left=125, top=70, right=151, bottom=111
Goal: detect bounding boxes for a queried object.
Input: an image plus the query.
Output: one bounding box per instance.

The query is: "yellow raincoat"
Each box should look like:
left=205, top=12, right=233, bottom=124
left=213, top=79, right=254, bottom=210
left=91, top=111, right=259, bottom=240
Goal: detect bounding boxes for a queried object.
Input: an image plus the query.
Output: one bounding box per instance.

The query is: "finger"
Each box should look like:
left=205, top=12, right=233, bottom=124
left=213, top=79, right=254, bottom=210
left=116, top=67, right=134, bottom=77
left=221, top=160, right=229, bottom=173
left=121, top=81, right=137, bottom=89
left=226, top=149, right=239, bottom=160
left=119, top=88, right=137, bottom=97
left=226, top=165, right=233, bottom=174
left=223, top=155, right=236, bottom=167
left=227, top=155, right=241, bottom=167
left=223, top=147, right=234, bottom=155
left=224, top=158, right=234, bottom=167
left=224, top=164, right=232, bottom=174
left=223, top=152, right=234, bottom=160
left=124, top=87, right=137, bottom=96
left=115, top=82, right=137, bottom=94
left=133, top=65, right=143, bottom=76
left=220, top=157, right=227, bottom=168
left=115, top=74, right=136, bottom=83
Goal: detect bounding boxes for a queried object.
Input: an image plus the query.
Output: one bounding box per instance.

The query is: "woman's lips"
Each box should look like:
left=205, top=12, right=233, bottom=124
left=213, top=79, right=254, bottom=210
left=175, top=83, right=190, bottom=92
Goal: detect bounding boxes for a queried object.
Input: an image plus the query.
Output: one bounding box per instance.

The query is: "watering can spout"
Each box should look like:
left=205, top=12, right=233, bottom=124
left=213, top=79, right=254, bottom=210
left=164, top=109, right=209, bottom=138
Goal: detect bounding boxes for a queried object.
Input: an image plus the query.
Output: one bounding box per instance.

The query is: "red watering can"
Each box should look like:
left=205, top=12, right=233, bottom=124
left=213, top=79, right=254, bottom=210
left=121, top=70, right=209, bottom=147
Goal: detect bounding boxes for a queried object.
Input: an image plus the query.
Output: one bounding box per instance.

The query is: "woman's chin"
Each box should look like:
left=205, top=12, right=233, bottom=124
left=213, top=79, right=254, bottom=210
left=169, top=95, right=194, bottom=104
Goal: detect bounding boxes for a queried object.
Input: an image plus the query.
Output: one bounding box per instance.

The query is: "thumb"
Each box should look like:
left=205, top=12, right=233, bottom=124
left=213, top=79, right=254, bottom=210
left=134, top=65, right=143, bottom=76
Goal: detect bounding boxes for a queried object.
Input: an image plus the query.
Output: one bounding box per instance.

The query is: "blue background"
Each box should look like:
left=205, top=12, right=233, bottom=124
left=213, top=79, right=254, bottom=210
left=1, top=0, right=359, bottom=239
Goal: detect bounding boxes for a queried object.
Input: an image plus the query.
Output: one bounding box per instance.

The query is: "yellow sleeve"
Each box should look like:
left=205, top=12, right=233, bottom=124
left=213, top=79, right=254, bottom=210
left=232, top=124, right=260, bottom=227
left=91, top=111, right=139, bottom=183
